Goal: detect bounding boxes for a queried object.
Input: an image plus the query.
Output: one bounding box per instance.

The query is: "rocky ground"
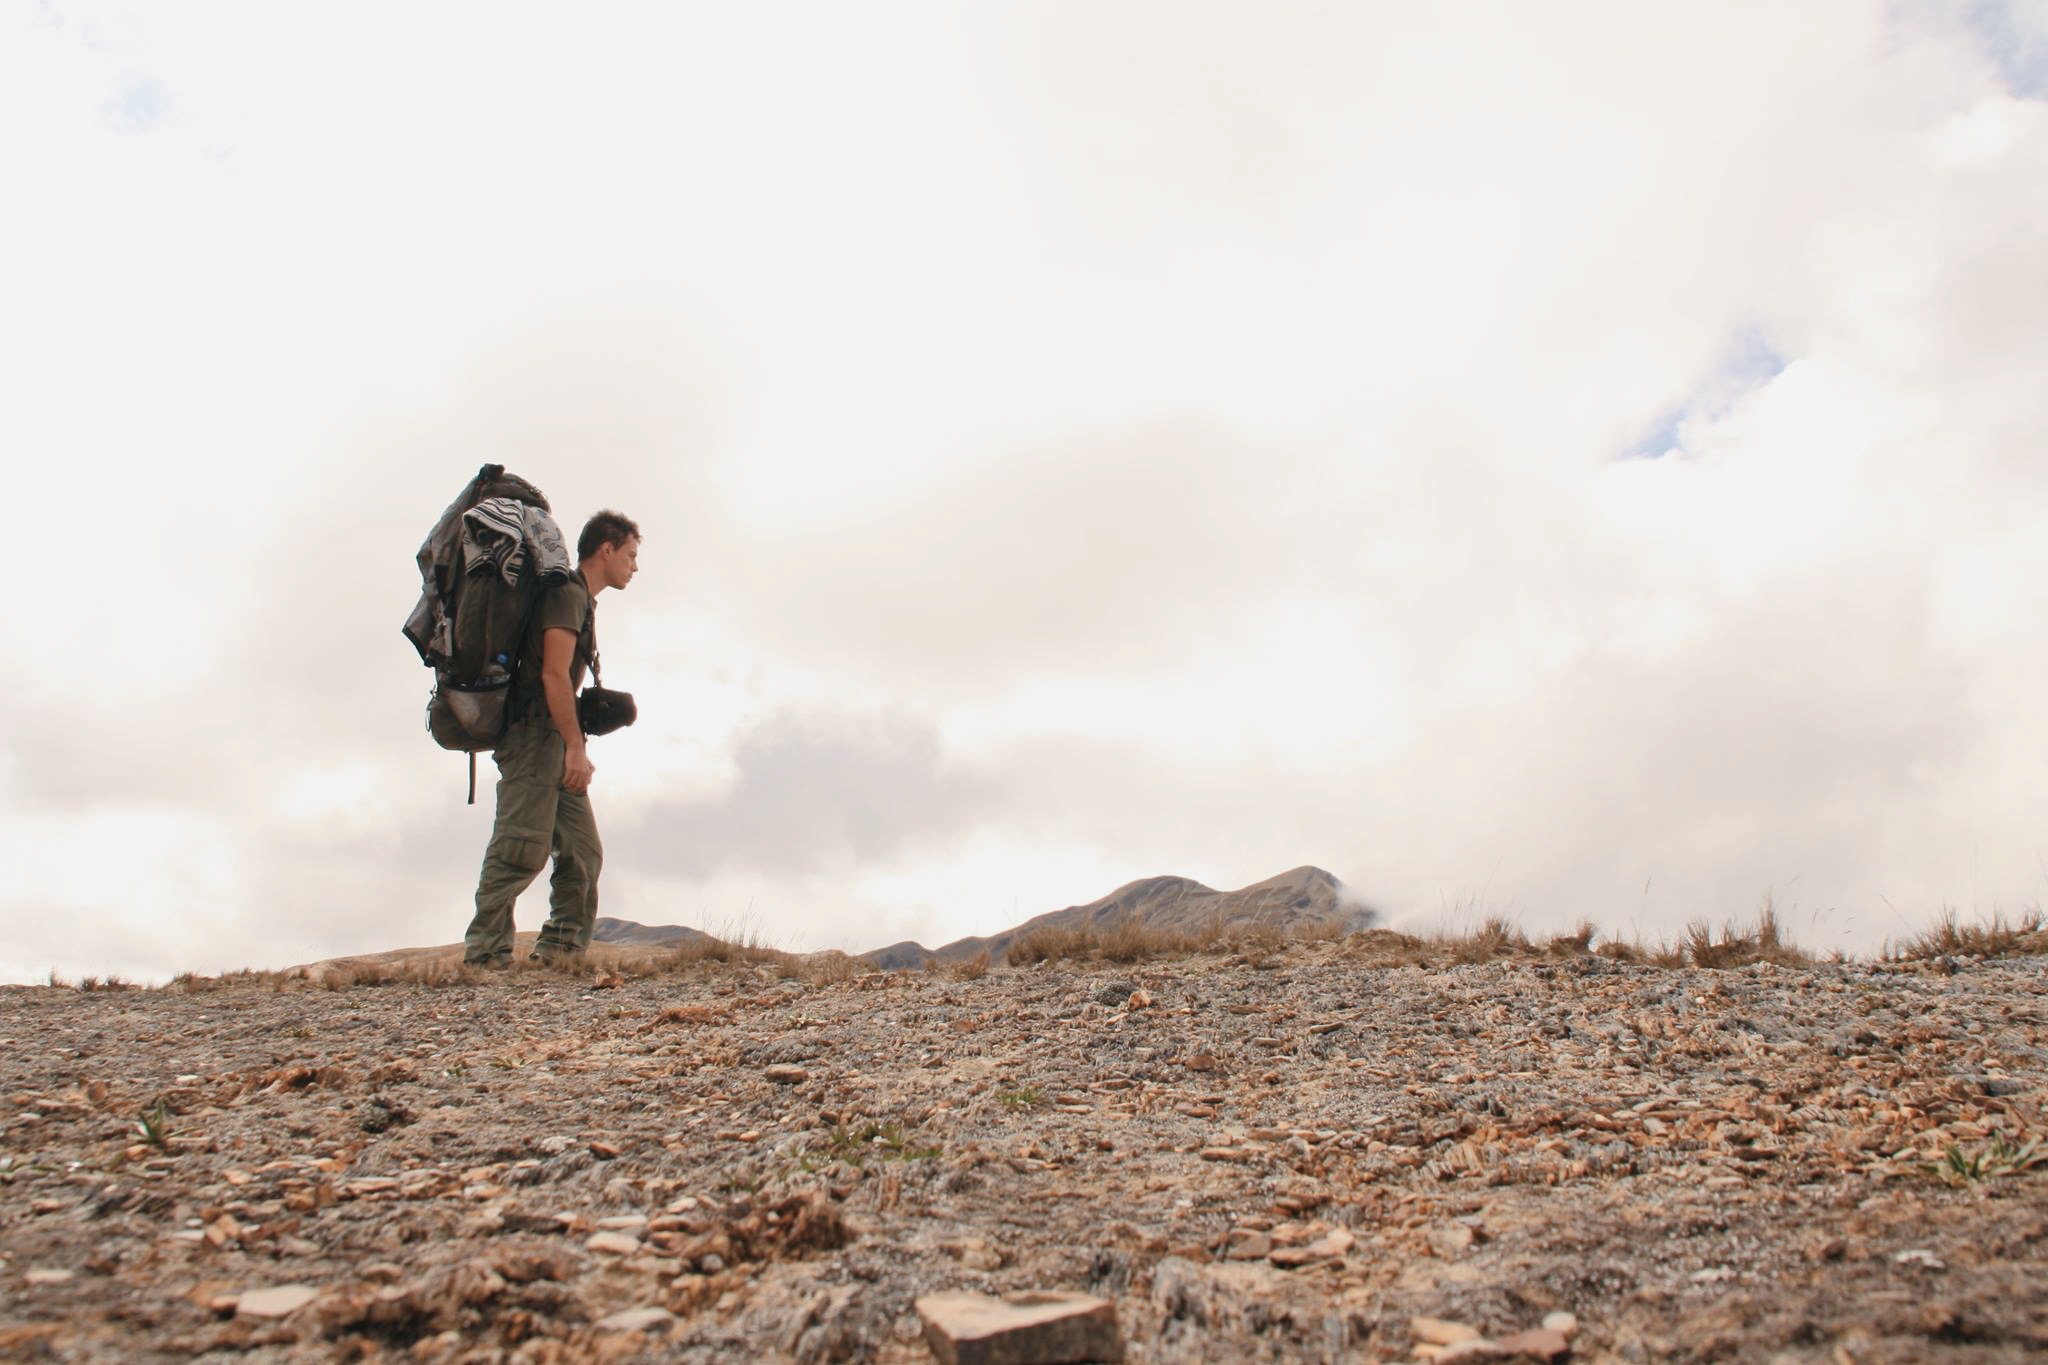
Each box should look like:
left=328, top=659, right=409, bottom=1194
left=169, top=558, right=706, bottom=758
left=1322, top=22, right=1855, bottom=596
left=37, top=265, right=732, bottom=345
left=2, top=938, right=2045, bottom=1362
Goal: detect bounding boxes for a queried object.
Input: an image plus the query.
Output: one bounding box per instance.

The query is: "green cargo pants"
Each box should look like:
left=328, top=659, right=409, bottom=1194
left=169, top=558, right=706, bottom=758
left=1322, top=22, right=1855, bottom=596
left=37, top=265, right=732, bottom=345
left=463, top=713, right=602, bottom=964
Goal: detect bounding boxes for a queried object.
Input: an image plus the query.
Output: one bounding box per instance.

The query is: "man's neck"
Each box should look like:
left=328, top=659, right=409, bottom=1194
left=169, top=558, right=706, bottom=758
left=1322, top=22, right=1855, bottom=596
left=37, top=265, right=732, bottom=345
left=579, top=561, right=604, bottom=599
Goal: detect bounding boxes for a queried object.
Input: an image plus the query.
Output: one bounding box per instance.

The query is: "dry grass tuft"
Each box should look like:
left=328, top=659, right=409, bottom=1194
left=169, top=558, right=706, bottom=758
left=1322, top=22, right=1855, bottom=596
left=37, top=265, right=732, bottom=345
left=1341, top=927, right=1431, bottom=966
left=1007, top=915, right=1283, bottom=967
left=1544, top=920, right=1598, bottom=957
left=1680, top=901, right=1814, bottom=968
left=805, top=951, right=860, bottom=985
left=950, top=948, right=992, bottom=981
left=1885, top=906, right=2048, bottom=962
left=1440, top=914, right=1534, bottom=964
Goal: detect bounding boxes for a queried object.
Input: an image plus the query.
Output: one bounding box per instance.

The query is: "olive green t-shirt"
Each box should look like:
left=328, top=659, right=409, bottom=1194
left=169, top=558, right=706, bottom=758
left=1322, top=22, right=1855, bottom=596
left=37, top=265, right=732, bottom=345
left=510, top=573, right=593, bottom=725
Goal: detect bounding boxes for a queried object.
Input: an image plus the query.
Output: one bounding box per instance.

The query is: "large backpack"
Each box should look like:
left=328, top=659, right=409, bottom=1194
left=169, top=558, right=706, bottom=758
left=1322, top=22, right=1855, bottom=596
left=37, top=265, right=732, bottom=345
left=402, top=464, right=571, bottom=801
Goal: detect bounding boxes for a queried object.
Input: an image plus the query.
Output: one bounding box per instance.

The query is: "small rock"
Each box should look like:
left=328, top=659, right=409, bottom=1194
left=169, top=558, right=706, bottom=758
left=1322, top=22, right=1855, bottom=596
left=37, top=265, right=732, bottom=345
left=1893, top=1248, right=1944, bottom=1270
left=237, top=1284, right=321, bottom=1318
left=1225, top=1230, right=1272, bottom=1261
left=586, top=1231, right=641, bottom=1256
left=1412, top=1316, right=1482, bottom=1346
left=1428, top=1222, right=1476, bottom=1257
left=1540, top=1310, right=1578, bottom=1339
left=589, top=1141, right=624, bottom=1160
left=24, top=1269, right=74, bottom=1286
left=596, top=1214, right=649, bottom=1231
left=1270, top=1228, right=1353, bottom=1268
left=1433, top=1342, right=1507, bottom=1363
left=1495, top=1326, right=1571, bottom=1360
left=537, top=1136, right=576, bottom=1156
left=1182, top=1053, right=1220, bottom=1073
left=916, top=1289, right=1124, bottom=1365
left=595, top=1307, right=678, bottom=1333
left=765, top=1065, right=809, bottom=1085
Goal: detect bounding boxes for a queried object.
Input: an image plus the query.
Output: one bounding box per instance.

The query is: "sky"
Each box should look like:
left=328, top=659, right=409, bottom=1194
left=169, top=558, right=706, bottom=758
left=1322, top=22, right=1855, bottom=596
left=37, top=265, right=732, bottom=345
left=3, top=0, right=2046, bottom=983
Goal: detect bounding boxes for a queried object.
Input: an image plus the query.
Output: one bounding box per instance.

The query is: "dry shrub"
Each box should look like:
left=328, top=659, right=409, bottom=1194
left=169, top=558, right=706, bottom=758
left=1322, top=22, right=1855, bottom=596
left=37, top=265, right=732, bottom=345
left=1886, top=906, right=2048, bottom=962
left=1101, top=919, right=1167, bottom=963
left=1681, top=901, right=1814, bottom=968
left=805, top=951, right=860, bottom=985
left=951, top=948, right=991, bottom=981
left=1007, top=916, right=1276, bottom=967
left=1544, top=921, right=1597, bottom=957
left=1006, top=925, right=1093, bottom=966
left=1343, top=928, right=1430, bottom=967
left=664, top=931, right=790, bottom=972
left=1431, top=914, right=1533, bottom=965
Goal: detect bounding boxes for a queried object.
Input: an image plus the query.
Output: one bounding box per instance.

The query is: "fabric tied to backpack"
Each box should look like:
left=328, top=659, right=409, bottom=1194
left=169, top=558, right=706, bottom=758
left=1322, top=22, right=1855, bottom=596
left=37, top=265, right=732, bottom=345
left=404, top=464, right=570, bottom=800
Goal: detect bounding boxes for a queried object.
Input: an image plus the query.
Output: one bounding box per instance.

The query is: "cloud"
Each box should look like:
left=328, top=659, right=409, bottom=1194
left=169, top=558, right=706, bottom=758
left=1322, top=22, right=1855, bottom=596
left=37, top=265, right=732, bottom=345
left=620, top=708, right=1000, bottom=881
left=4, top=3, right=2047, bottom=980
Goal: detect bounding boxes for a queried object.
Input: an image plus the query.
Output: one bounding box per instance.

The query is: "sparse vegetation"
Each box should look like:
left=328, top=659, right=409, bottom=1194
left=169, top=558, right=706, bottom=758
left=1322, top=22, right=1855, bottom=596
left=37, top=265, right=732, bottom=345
left=1434, top=914, right=1532, bottom=964
left=1545, top=920, right=1598, bottom=956
left=134, top=1098, right=171, bottom=1149
left=1885, top=906, right=2048, bottom=962
left=1679, top=901, right=1812, bottom=968
left=1006, top=916, right=1236, bottom=967
left=997, top=1086, right=1045, bottom=1112
left=1925, top=1128, right=2048, bottom=1186
left=951, top=948, right=991, bottom=980
left=801, top=1119, right=941, bottom=1169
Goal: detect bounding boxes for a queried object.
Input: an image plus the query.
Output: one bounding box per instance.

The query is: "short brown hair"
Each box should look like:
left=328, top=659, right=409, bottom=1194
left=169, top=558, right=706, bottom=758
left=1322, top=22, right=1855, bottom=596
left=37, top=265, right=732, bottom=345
left=577, top=510, right=641, bottom=561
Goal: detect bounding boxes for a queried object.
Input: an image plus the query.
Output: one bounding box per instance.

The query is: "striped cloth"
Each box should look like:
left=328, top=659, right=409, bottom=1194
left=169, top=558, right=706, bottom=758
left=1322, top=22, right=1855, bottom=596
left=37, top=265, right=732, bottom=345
left=460, top=498, right=572, bottom=585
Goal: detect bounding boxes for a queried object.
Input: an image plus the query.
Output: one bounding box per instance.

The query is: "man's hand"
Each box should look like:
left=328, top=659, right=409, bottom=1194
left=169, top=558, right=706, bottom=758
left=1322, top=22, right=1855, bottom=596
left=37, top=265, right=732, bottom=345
left=538, top=625, right=594, bottom=792
left=561, top=745, right=596, bottom=794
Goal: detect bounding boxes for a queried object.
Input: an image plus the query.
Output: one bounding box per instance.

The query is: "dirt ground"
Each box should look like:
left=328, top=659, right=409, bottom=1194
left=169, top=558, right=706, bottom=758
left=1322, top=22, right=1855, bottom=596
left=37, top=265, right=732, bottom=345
left=2, top=940, right=2044, bottom=1362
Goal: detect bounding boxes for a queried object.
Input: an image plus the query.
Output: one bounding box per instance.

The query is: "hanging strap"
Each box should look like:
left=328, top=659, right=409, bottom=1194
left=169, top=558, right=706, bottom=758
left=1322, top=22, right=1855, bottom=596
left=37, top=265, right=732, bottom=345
left=467, top=751, right=478, bottom=805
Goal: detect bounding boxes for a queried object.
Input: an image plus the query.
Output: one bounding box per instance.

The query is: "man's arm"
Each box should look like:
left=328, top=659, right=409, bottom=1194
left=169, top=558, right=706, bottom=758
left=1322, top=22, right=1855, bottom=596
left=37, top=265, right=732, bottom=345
left=540, top=626, right=595, bottom=793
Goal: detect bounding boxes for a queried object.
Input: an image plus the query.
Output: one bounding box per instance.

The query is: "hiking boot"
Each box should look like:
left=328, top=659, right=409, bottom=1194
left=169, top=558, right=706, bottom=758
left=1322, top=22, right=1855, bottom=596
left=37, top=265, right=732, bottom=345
left=463, top=954, right=510, bottom=970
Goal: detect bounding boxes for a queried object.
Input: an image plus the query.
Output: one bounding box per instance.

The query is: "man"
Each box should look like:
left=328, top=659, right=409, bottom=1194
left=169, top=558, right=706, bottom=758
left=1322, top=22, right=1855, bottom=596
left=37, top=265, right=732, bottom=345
left=462, top=510, right=641, bottom=966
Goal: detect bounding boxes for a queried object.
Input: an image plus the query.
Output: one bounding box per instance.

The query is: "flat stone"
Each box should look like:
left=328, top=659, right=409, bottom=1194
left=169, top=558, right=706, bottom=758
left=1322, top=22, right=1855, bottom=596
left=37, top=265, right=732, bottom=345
left=1428, top=1222, right=1476, bottom=1256
left=916, top=1289, right=1123, bottom=1365
left=24, top=1269, right=74, bottom=1286
left=595, top=1306, right=678, bottom=1333
left=1495, top=1327, right=1571, bottom=1360
left=237, top=1284, right=321, bottom=1318
left=1540, top=1311, right=1579, bottom=1339
left=1433, top=1342, right=1507, bottom=1363
left=596, top=1214, right=649, bottom=1231
left=764, top=1064, right=809, bottom=1084
left=586, top=1230, right=641, bottom=1255
left=1224, top=1231, right=1272, bottom=1261
left=1412, top=1316, right=1482, bottom=1346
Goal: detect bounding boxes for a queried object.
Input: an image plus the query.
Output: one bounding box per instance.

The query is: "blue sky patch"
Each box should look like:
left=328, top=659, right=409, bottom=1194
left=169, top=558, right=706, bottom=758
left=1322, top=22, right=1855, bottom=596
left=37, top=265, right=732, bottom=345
left=1890, top=0, right=2048, bottom=99
left=105, top=75, right=170, bottom=133
left=1620, top=324, right=1789, bottom=461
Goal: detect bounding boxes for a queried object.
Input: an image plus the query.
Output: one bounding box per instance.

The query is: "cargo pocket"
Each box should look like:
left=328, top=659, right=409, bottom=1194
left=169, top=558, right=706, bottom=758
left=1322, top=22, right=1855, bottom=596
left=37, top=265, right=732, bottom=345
left=487, top=829, right=549, bottom=875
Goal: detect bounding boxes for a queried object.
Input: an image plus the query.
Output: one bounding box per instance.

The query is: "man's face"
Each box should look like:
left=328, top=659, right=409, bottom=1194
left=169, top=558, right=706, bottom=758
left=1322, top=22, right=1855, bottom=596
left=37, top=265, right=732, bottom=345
left=600, top=536, right=640, bottom=591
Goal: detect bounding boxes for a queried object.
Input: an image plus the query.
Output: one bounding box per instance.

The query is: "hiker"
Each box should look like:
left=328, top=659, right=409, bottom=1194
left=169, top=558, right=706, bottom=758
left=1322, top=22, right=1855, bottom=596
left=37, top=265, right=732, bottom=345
left=462, top=510, right=642, bottom=966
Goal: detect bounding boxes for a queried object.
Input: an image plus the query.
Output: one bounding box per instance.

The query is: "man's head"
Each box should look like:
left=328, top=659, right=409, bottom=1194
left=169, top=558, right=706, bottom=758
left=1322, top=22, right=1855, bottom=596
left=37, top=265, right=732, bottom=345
left=578, top=510, right=641, bottom=592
